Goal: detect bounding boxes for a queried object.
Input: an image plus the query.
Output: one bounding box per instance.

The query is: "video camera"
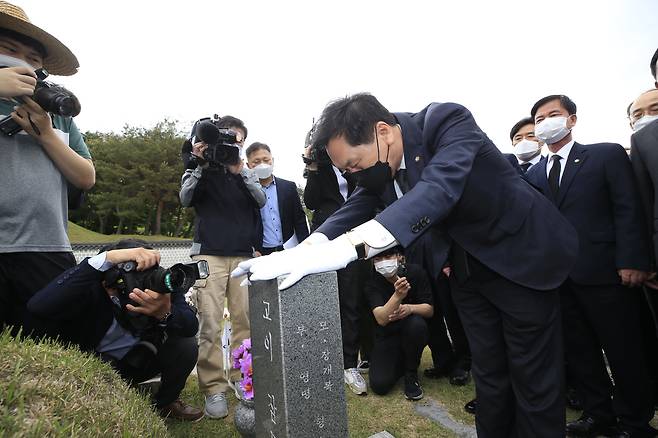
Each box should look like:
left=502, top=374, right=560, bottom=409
left=0, top=67, right=81, bottom=136
left=192, top=115, right=243, bottom=166
left=302, top=121, right=331, bottom=178
left=107, top=260, right=210, bottom=296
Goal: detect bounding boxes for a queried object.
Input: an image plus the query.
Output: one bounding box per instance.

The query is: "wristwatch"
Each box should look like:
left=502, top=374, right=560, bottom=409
left=345, top=231, right=367, bottom=260
left=158, top=311, right=173, bottom=326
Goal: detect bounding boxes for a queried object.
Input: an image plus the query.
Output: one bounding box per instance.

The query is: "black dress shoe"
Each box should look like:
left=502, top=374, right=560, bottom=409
left=566, top=415, right=615, bottom=437
left=449, top=369, right=471, bottom=386
left=608, top=424, right=658, bottom=438
left=464, top=398, right=477, bottom=414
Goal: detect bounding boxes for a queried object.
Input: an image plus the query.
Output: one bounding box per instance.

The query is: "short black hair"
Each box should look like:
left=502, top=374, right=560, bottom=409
left=0, top=28, right=47, bottom=58
left=217, top=115, right=248, bottom=139
left=509, top=116, right=535, bottom=141
left=530, top=95, right=577, bottom=119
left=99, top=239, right=153, bottom=254
left=245, top=142, right=271, bottom=158
left=651, top=48, right=658, bottom=80
left=311, top=93, right=397, bottom=149
left=375, top=245, right=404, bottom=258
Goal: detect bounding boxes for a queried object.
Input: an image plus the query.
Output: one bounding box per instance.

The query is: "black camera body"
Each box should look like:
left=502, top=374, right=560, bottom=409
left=108, top=260, right=209, bottom=296
left=193, top=117, right=242, bottom=166
left=0, top=68, right=81, bottom=136
left=396, top=263, right=408, bottom=278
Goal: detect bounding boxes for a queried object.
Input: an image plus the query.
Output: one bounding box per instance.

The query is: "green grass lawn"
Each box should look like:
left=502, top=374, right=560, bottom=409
left=67, top=221, right=188, bottom=244
left=165, top=346, right=658, bottom=437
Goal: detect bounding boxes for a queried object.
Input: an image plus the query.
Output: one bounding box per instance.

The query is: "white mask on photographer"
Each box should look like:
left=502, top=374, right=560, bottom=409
left=374, top=259, right=398, bottom=277
left=0, top=53, right=33, bottom=69
left=633, top=114, right=658, bottom=133
left=253, top=163, right=273, bottom=179
left=535, top=116, right=571, bottom=144
left=513, top=139, right=541, bottom=162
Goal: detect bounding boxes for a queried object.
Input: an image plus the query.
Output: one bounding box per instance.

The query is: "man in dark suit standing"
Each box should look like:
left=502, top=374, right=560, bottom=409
left=246, top=142, right=310, bottom=255
left=234, top=93, right=578, bottom=438
left=510, top=116, right=543, bottom=172
left=526, top=94, right=654, bottom=438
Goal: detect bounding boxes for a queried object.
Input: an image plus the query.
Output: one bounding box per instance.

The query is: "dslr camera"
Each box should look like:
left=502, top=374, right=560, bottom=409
left=0, top=67, right=81, bottom=136
left=107, top=259, right=210, bottom=296
left=192, top=115, right=242, bottom=166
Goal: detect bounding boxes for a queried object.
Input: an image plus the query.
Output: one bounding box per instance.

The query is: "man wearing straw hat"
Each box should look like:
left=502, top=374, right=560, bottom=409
left=0, top=1, right=95, bottom=334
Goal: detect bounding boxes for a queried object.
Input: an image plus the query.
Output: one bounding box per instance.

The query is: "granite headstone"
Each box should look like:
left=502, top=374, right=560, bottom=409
left=248, top=271, right=349, bottom=437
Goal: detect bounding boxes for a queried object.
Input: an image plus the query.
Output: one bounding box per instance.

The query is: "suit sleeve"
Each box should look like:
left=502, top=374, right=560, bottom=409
left=303, top=168, right=326, bottom=210
left=630, top=135, right=656, bottom=269
left=27, top=259, right=104, bottom=320
left=167, top=293, right=199, bottom=337
left=291, top=184, right=310, bottom=241
left=605, top=144, right=651, bottom=271
left=376, top=103, right=484, bottom=248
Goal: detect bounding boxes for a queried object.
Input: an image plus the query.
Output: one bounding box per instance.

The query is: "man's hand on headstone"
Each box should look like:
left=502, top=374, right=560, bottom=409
left=231, top=234, right=358, bottom=290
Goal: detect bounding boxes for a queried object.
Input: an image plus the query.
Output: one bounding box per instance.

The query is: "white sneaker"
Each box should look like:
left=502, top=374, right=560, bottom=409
left=344, top=368, right=367, bottom=395
left=357, top=360, right=370, bottom=374
left=205, top=392, right=228, bottom=418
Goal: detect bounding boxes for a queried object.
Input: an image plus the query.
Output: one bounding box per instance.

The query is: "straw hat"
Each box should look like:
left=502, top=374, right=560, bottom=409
left=0, top=1, right=78, bottom=75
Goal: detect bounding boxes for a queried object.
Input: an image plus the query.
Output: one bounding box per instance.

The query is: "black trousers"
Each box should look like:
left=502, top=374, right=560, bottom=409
left=0, top=251, right=76, bottom=334
left=560, top=281, right=654, bottom=435
left=451, top=258, right=564, bottom=438
left=427, top=273, right=471, bottom=371
left=337, top=259, right=372, bottom=369
left=110, top=335, right=198, bottom=408
left=369, top=314, right=428, bottom=395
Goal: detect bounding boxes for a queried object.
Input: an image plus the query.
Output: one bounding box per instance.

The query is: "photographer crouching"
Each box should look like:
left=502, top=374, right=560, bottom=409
left=27, top=239, right=205, bottom=421
left=180, top=115, right=265, bottom=419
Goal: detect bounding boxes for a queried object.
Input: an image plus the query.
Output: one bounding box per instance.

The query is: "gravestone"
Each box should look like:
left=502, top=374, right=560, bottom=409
left=248, top=272, right=349, bottom=438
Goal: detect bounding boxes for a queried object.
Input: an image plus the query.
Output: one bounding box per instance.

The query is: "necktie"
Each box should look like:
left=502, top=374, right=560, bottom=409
left=520, top=162, right=532, bottom=172
left=548, top=155, right=562, bottom=198
left=395, top=168, right=409, bottom=194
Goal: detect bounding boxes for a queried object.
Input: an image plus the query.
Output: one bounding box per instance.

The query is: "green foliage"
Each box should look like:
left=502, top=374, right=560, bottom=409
left=0, top=330, right=169, bottom=437
left=70, top=121, right=194, bottom=237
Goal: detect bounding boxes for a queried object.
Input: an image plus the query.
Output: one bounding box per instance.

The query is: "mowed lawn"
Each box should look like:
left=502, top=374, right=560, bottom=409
left=166, top=347, right=658, bottom=437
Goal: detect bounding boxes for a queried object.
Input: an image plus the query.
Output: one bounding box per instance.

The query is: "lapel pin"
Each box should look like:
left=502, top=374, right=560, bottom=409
left=415, top=156, right=421, bottom=162
left=574, top=158, right=580, bottom=164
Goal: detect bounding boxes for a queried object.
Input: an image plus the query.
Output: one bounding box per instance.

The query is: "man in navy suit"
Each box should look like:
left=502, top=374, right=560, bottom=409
left=526, top=94, right=654, bottom=438
left=245, top=142, right=310, bottom=255
left=234, top=93, right=578, bottom=437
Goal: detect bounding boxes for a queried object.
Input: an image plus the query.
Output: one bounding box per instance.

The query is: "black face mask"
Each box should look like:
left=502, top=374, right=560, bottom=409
left=353, top=130, right=392, bottom=193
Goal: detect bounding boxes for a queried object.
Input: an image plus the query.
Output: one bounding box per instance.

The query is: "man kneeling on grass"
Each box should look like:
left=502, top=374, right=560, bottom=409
left=27, top=239, right=204, bottom=421
left=365, top=246, right=433, bottom=400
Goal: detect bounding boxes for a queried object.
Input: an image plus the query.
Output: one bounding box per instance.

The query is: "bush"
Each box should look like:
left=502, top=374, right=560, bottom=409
left=0, top=330, right=169, bottom=437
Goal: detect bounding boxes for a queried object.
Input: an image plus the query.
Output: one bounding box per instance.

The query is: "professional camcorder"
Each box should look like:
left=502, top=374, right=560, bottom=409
left=0, top=67, right=81, bottom=136
left=192, top=115, right=242, bottom=166
left=106, top=260, right=210, bottom=296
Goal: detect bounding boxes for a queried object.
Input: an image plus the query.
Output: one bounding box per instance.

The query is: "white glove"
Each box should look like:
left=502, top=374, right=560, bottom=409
left=232, top=233, right=329, bottom=279
left=231, top=234, right=357, bottom=290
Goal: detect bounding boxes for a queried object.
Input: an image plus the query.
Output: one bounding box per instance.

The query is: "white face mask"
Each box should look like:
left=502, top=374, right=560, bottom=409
left=633, top=114, right=658, bottom=133
left=535, top=116, right=571, bottom=144
left=374, top=259, right=398, bottom=277
left=513, top=139, right=541, bottom=162
left=253, top=163, right=273, bottom=179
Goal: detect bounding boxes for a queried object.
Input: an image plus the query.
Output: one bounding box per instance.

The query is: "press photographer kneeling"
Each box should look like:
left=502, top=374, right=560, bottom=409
left=27, top=239, right=206, bottom=422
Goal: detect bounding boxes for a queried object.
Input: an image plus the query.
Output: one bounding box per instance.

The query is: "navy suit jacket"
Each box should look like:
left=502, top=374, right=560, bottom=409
left=631, top=120, right=658, bottom=268
left=27, top=259, right=198, bottom=353
left=257, top=176, right=309, bottom=250
left=526, top=142, right=650, bottom=285
left=318, top=103, right=577, bottom=291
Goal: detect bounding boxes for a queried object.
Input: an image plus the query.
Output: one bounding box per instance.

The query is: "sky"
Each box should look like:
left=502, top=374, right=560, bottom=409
left=17, top=0, right=658, bottom=186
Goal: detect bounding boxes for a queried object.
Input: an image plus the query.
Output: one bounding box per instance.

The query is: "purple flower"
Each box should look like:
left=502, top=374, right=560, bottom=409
left=242, top=338, right=252, bottom=350
left=232, top=344, right=245, bottom=370
left=241, top=375, right=254, bottom=400
left=240, top=353, right=252, bottom=377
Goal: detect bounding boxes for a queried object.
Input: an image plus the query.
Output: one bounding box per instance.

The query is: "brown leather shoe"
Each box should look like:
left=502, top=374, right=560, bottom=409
left=159, top=399, right=204, bottom=422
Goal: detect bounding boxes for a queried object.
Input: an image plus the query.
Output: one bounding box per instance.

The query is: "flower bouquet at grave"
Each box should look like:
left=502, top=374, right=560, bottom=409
left=232, top=338, right=253, bottom=400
